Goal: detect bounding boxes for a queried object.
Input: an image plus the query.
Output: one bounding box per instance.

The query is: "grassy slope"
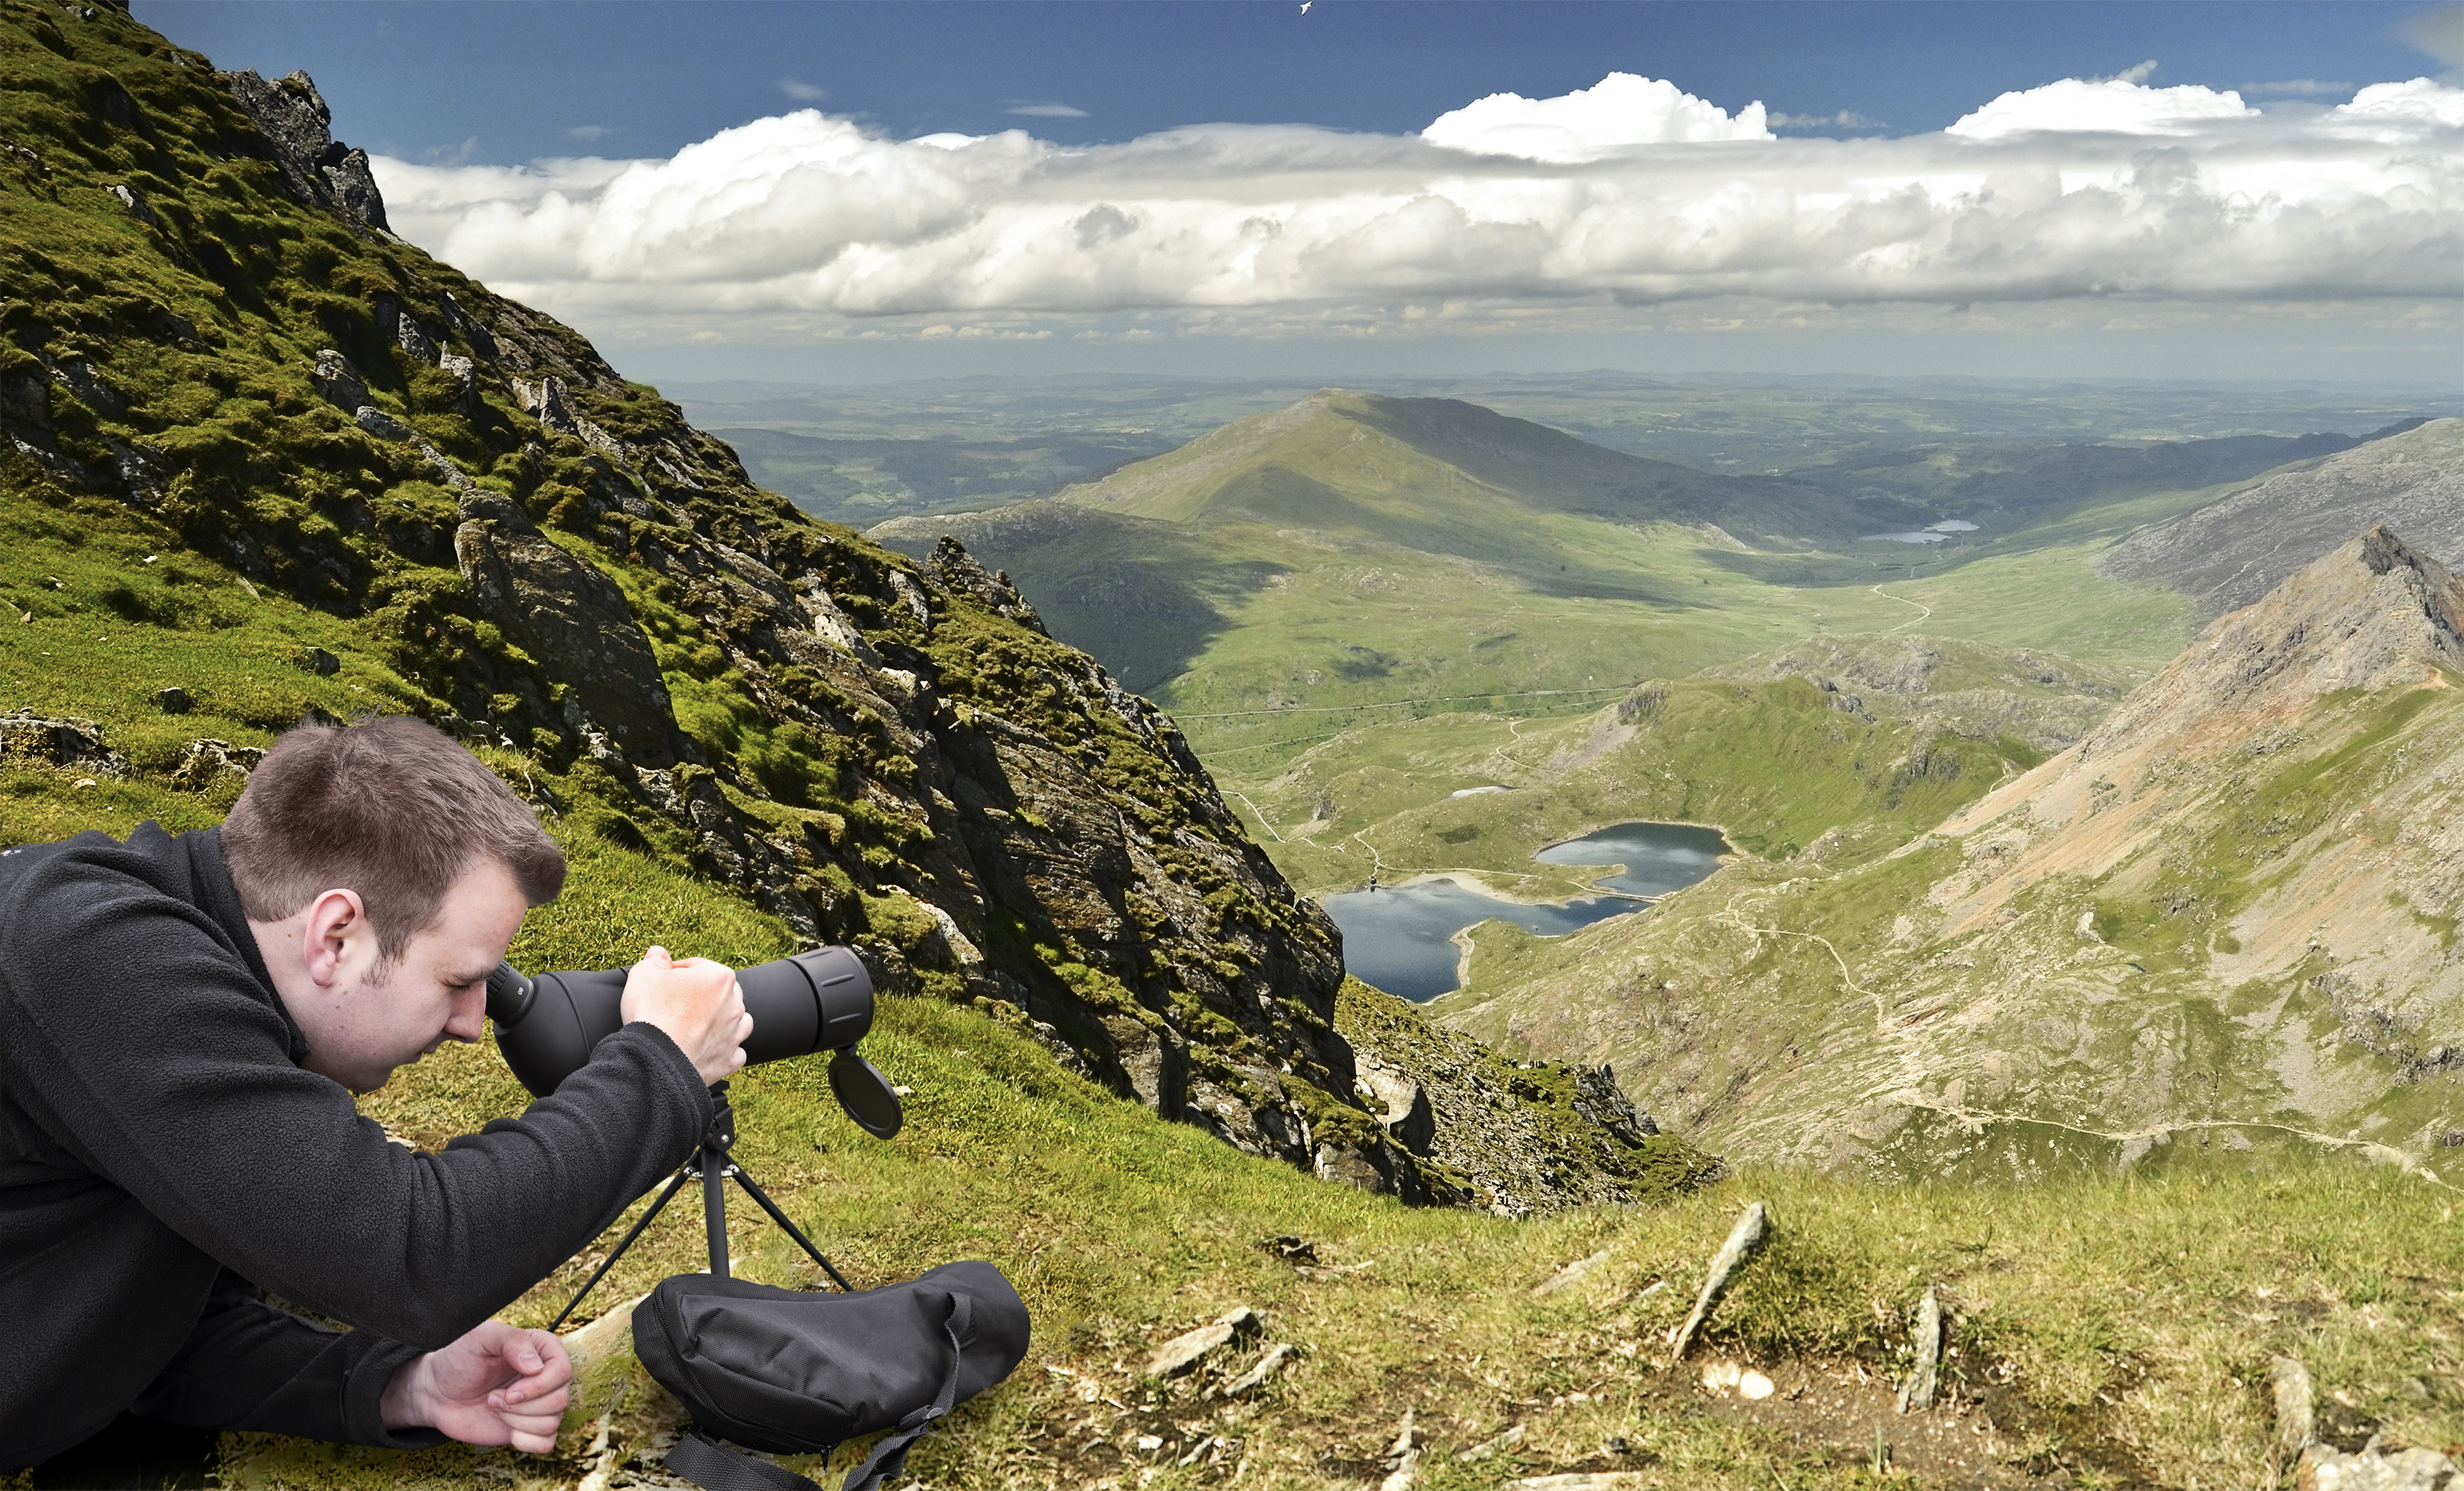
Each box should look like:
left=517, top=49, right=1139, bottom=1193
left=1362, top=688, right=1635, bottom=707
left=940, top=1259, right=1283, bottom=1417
left=8, top=683, right=2452, bottom=1488
left=199, top=801, right=2464, bottom=1490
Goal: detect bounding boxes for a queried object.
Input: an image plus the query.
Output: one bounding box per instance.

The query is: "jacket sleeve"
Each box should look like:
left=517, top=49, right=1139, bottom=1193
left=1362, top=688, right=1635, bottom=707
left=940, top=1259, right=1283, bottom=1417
left=3, top=858, right=715, bottom=1350
left=129, top=1272, right=446, bottom=1450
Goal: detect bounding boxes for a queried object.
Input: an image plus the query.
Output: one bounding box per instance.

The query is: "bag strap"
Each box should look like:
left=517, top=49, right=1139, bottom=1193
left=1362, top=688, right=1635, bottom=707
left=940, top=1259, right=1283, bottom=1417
left=666, top=1430, right=820, bottom=1491
left=838, top=1292, right=973, bottom=1491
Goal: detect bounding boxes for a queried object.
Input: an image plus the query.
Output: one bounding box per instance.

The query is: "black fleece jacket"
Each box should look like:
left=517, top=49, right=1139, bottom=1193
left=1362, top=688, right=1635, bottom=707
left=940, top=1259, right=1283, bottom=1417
left=0, top=824, right=713, bottom=1468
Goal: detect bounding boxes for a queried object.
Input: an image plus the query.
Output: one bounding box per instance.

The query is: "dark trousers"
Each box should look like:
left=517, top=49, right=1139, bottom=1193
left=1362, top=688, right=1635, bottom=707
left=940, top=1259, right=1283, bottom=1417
left=28, top=1412, right=218, bottom=1490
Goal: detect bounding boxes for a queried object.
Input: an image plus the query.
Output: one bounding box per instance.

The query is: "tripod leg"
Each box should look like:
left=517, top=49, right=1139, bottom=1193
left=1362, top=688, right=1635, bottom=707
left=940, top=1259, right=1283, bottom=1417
left=731, top=1165, right=855, bottom=1292
left=552, top=1167, right=694, bottom=1332
left=703, top=1145, right=730, bottom=1280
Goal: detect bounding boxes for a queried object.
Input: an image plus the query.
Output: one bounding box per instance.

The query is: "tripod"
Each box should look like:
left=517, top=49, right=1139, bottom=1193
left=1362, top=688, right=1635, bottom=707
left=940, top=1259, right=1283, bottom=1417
left=551, top=1079, right=851, bottom=1331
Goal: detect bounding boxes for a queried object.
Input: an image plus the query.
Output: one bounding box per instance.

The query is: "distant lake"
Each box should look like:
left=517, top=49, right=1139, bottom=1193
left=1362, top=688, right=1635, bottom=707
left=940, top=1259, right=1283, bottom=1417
left=1535, top=821, right=1730, bottom=896
left=1863, top=519, right=1982, bottom=545
left=1321, top=821, right=1731, bottom=1001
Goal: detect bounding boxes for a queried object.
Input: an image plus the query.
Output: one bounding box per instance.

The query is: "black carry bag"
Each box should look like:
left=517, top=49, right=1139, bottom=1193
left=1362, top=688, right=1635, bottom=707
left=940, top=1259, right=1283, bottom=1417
left=633, top=1260, right=1032, bottom=1491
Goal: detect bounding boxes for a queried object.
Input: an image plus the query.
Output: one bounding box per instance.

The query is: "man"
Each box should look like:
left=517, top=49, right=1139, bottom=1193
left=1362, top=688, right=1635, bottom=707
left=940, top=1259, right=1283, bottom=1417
left=0, top=716, right=753, bottom=1469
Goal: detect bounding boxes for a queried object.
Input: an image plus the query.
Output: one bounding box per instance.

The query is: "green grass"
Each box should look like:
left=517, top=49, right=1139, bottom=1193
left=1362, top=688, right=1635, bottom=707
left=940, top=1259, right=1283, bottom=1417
left=263, top=947, right=2464, bottom=1490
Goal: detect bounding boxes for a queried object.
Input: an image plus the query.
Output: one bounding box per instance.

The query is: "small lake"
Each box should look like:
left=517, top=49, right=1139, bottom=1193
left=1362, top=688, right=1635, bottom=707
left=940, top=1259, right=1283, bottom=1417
left=1320, top=821, right=1731, bottom=1001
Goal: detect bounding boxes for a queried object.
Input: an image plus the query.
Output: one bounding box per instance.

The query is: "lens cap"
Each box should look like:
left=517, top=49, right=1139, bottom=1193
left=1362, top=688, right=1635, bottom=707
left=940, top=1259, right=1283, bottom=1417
left=827, top=1049, right=904, bottom=1140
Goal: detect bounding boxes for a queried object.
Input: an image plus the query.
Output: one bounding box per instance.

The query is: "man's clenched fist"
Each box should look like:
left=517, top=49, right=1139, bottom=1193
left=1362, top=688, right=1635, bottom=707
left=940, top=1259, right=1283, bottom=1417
left=380, top=1319, right=572, bottom=1452
left=621, top=945, right=751, bottom=1086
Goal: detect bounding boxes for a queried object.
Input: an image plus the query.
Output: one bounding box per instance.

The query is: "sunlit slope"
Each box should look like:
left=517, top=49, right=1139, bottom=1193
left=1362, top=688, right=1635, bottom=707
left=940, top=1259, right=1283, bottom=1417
left=1210, top=636, right=2126, bottom=898
left=1439, top=529, right=2464, bottom=1188
left=1054, top=389, right=1901, bottom=555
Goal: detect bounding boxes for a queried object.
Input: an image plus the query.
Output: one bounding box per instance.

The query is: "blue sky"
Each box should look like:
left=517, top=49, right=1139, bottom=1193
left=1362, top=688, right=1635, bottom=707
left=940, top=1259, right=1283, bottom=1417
left=140, top=2, right=2464, bottom=386
left=146, top=2, right=2449, bottom=163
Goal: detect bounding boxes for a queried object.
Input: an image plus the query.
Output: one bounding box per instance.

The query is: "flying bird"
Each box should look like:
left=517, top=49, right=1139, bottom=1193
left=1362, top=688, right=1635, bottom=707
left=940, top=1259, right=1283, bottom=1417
left=1299, top=1, right=1311, bottom=12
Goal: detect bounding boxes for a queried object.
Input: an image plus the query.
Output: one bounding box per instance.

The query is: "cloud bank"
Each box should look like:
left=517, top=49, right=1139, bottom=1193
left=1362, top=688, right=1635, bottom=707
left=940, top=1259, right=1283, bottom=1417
left=373, top=71, right=2464, bottom=340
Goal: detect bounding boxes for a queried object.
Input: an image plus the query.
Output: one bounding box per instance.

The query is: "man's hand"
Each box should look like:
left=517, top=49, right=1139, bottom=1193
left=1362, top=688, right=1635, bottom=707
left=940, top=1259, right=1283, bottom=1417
left=381, top=1320, right=572, bottom=1452
left=621, top=945, right=751, bottom=1085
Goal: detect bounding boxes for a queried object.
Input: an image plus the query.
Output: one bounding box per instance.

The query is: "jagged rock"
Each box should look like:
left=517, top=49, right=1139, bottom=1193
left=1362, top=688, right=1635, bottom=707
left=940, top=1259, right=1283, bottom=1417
left=1571, top=1064, right=1657, bottom=1141
left=215, top=69, right=390, bottom=230
left=0, top=712, right=128, bottom=778
left=925, top=536, right=1048, bottom=636
left=49, top=360, right=124, bottom=419
left=2298, top=1445, right=2459, bottom=1490
left=1354, top=1057, right=1436, bottom=1154
left=453, top=514, right=690, bottom=769
left=354, top=406, right=413, bottom=442
left=1669, top=1201, right=1768, bottom=1361
left=512, top=376, right=579, bottom=437
left=438, top=353, right=480, bottom=419
left=170, top=739, right=264, bottom=791
left=1896, top=1285, right=1943, bottom=1412
left=1336, top=983, right=1710, bottom=1215
left=1212, top=1342, right=1294, bottom=1399
left=2273, top=1356, right=2317, bottom=1458
left=107, top=182, right=155, bottom=225
left=309, top=350, right=369, bottom=412
left=1145, top=1305, right=1259, bottom=1379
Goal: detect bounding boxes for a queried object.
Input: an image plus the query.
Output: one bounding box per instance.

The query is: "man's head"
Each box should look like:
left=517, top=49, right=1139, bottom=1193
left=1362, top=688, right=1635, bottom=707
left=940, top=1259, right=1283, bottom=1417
left=225, top=716, right=566, bottom=1092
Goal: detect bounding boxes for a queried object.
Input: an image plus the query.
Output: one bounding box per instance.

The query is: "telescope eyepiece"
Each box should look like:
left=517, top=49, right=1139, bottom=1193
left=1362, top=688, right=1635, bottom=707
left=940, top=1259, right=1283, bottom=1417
left=484, top=963, right=535, bottom=1026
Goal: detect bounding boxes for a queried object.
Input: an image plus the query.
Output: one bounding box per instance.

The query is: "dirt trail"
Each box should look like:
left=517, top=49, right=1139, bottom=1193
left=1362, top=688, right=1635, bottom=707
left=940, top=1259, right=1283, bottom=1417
left=1871, top=582, right=1933, bottom=633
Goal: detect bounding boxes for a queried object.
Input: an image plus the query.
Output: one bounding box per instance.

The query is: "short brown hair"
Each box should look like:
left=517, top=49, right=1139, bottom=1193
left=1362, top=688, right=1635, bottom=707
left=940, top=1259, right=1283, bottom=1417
left=222, top=716, right=565, bottom=961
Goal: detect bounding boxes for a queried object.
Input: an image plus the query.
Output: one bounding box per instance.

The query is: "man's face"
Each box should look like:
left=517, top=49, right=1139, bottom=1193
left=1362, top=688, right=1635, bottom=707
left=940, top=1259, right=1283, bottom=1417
left=297, top=858, right=530, bottom=1094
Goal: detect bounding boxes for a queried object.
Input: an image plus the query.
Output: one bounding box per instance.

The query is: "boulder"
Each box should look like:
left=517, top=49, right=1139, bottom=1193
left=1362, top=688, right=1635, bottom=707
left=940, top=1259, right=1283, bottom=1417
left=152, top=687, right=191, bottom=715
left=0, top=712, right=128, bottom=778
left=1144, top=1305, right=1259, bottom=1379
left=1355, top=1057, right=1436, bottom=1154
left=354, top=407, right=414, bottom=442
left=170, top=739, right=263, bottom=791
left=310, top=350, right=368, bottom=412
left=453, top=515, right=689, bottom=769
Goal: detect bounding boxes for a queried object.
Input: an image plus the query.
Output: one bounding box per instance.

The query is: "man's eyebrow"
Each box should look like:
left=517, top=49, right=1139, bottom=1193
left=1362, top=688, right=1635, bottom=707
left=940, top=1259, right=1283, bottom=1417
left=447, top=965, right=499, bottom=987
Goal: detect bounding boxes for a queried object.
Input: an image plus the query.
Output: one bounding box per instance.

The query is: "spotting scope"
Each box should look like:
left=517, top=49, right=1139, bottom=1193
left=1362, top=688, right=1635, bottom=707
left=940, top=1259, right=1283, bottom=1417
left=484, top=946, right=903, bottom=1137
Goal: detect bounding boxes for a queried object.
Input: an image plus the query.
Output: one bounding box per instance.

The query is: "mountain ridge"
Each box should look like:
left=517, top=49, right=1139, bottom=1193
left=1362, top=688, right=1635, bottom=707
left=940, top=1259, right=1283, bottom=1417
left=1439, top=522, right=2464, bottom=1182
left=2101, top=417, right=2464, bottom=616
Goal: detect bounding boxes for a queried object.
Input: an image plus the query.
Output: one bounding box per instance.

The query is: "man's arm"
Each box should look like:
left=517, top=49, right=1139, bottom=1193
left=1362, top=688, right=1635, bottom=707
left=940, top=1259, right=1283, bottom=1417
left=6, top=859, right=715, bottom=1350
left=130, top=1273, right=444, bottom=1450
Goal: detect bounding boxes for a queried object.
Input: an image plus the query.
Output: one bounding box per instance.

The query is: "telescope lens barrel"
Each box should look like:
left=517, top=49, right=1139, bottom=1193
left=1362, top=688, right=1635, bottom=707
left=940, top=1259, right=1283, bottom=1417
left=485, top=946, right=877, bottom=1098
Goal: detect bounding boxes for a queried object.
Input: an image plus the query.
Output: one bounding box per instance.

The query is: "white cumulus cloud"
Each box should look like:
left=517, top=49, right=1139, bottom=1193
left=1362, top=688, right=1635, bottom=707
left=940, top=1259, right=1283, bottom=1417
left=1945, top=77, right=2256, bottom=138
left=372, top=71, right=2464, bottom=339
left=1421, top=73, right=1771, bottom=162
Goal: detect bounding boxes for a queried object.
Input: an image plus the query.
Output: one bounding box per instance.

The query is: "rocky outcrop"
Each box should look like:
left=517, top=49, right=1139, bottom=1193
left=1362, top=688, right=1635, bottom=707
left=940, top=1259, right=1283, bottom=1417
left=451, top=509, right=692, bottom=770
left=1705, top=633, right=2136, bottom=754
left=2103, top=418, right=2464, bottom=616
left=0, top=712, right=128, bottom=778
left=215, top=69, right=390, bottom=231
left=1336, top=980, right=1717, bottom=1215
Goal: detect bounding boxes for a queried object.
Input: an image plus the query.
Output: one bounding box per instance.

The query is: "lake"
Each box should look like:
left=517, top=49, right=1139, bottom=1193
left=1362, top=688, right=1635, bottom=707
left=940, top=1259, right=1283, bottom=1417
left=1320, top=821, right=1731, bottom=1001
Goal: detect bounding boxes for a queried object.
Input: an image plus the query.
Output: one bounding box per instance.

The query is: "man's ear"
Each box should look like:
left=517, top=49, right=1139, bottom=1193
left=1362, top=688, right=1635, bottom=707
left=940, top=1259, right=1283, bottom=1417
left=300, top=888, right=369, bottom=989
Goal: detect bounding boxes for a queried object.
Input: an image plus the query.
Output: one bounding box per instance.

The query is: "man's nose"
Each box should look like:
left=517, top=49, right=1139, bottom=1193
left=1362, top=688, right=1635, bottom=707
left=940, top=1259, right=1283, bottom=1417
left=445, top=987, right=488, bottom=1042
